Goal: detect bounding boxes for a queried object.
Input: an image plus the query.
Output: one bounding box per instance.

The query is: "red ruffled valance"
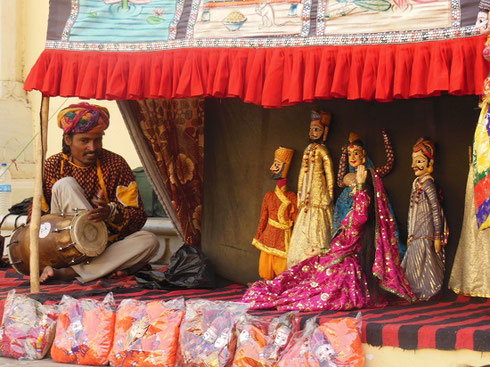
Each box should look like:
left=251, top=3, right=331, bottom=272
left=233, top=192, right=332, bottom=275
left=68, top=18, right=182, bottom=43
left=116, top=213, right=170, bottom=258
left=25, top=35, right=489, bottom=107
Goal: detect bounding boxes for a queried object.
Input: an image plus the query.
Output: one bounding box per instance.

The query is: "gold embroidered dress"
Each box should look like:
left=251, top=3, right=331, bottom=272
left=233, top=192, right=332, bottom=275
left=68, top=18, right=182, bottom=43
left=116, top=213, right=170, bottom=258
left=449, top=163, right=490, bottom=297
left=287, top=143, right=334, bottom=268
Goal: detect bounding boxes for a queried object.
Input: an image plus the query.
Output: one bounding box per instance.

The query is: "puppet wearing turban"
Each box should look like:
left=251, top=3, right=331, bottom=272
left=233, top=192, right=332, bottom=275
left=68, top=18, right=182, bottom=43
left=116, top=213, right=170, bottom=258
left=286, top=111, right=335, bottom=268
left=401, top=137, right=448, bottom=301
left=253, top=147, right=298, bottom=280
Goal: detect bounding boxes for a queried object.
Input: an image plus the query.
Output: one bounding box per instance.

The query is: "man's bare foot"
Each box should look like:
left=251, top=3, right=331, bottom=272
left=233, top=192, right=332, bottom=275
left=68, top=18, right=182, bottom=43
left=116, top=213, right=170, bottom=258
left=40, top=266, right=55, bottom=282
left=39, top=266, right=77, bottom=282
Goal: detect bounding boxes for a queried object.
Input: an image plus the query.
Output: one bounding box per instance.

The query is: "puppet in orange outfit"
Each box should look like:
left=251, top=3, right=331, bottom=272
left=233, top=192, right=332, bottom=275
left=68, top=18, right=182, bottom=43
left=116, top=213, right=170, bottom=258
left=252, top=147, right=298, bottom=280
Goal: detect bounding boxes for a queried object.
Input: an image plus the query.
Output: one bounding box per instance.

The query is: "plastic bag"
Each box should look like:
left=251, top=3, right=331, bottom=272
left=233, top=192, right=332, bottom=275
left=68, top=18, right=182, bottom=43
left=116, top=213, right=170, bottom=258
left=317, top=314, right=365, bottom=367
left=109, top=298, right=185, bottom=367
left=178, top=299, right=249, bottom=367
left=0, top=290, right=57, bottom=360
left=278, top=314, right=364, bottom=367
left=277, top=318, right=319, bottom=367
left=136, top=245, right=216, bottom=289
left=232, top=312, right=298, bottom=367
left=51, top=293, right=116, bottom=365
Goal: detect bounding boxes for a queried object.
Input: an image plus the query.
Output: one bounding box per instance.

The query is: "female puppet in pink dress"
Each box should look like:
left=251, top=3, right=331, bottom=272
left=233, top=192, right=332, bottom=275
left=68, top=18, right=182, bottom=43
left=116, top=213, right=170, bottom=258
left=242, top=165, right=415, bottom=311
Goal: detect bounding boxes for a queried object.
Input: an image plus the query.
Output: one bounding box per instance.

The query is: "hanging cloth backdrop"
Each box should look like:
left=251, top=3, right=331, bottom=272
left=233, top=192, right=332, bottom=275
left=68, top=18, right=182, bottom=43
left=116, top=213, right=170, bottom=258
left=25, top=0, right=489, bottom=107
left=119, top=99, right=204, bottom=246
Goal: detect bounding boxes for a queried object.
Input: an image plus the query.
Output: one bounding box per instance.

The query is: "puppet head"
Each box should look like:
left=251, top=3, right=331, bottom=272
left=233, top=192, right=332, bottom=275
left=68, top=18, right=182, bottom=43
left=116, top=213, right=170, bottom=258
left=347, top=132, right=366, bottom=168
left=311, top=329, right=337, bottom=364
left=203, top=316, right=228, bottom=344
left=309, top=110, right=332, bottom=142
left=270, top=147, right=294, bottom=180
left=273, top=323, right=292, bottom=347
left=412, top=138, right=435, bottom=177
left=214, top=330, right=231, bottom=349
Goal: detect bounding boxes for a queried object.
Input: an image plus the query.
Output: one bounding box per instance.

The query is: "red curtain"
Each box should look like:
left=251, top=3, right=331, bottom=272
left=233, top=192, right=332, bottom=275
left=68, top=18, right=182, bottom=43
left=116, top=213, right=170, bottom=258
left=25, top=36, right=489, bottom=108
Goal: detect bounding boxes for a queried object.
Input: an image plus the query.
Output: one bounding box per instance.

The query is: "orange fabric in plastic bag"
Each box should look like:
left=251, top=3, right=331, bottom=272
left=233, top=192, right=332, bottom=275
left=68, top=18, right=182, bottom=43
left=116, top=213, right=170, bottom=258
left=318, top=317, right=364, bottom=367
left=232, top=313, right=298, bottom=367
left=277, top=340, right=320, bottom=367
left=50, top=294, right=116, bottom=365
left=232, top=324, right=268, bottom=367
left=109, top=298, right=185, bottom=367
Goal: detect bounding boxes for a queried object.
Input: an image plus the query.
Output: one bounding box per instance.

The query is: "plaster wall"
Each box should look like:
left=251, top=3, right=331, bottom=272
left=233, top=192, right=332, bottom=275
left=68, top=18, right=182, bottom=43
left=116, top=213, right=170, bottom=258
left=22, top=0, right=142, bottom=170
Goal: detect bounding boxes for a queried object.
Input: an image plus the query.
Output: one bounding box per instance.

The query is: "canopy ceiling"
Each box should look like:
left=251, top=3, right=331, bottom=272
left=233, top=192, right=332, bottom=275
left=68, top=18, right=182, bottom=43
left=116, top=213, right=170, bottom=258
left=25, top=0, right=489, bottom=107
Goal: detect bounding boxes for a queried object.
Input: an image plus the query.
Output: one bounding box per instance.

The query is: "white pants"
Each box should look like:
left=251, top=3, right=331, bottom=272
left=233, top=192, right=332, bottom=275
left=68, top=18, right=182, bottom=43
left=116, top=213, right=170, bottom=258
left=51, top=177, right=159, bottom=283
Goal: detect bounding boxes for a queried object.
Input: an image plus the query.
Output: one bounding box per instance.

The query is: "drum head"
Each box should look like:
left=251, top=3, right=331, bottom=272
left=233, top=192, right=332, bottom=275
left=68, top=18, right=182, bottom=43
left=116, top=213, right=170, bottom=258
left=70, top=211, right=108, bottom=257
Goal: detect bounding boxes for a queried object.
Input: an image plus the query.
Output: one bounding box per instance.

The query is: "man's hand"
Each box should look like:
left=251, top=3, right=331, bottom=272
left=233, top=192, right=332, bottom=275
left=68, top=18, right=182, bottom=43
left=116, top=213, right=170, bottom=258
left=88, top=189, right=110, bottom=222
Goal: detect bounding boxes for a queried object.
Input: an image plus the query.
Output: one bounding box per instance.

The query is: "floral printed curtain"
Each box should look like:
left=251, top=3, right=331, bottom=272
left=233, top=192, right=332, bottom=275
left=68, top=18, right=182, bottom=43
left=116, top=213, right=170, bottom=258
left=119, top=98, right=204, bottom=246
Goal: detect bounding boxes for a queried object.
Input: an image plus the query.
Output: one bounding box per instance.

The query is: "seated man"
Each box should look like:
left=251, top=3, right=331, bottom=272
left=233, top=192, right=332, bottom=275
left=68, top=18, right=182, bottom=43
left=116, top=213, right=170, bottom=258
left=38, top=102, right=159, bottom=283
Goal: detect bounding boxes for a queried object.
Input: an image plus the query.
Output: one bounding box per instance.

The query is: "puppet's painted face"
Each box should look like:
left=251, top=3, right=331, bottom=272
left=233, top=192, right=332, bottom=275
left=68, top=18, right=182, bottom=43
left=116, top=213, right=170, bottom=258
left=314, top=343, right=335, bottom=362
left=270, top=158, right=285, bottom=180
left=203, top=327, right=218, bottom=344
left=239, top=329, right=251, bottom=344
left=214, top=331, right=230, bottom=349
left=274, top=326, right=290, bottom=347
left=348, top=145, right=366, bottom=168
left=309, top=120, right=325, bottom=141
left=412, top=150, right=432, bottom=177
left=299, top=340, right=310, bottom=356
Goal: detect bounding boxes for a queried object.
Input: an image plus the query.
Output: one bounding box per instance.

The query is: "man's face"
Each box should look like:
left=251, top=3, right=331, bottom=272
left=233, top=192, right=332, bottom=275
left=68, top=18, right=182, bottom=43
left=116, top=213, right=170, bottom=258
left=270, top=158, right=285, bottom=180
left=412, top=151, right=431, bottom=177
left=309, top=120, right=325, bottom=141
left=348, top=146, right=366, bottom=168
left=65, top=131, right=104, bottom=167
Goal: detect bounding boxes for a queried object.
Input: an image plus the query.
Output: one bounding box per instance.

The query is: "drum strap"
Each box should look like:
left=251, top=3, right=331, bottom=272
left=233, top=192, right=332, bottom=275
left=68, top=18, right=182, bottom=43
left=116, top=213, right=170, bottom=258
left=96, top=160, right=109, bottom=202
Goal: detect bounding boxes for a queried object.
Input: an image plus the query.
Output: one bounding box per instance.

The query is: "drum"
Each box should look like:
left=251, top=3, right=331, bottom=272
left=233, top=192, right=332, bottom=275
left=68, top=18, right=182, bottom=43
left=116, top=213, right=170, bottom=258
left=7, top=210, right=108, bottom=275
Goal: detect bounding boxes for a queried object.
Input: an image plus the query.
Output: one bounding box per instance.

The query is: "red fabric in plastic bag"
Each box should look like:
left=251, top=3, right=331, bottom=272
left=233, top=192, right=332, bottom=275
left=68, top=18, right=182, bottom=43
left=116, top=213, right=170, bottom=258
left=109, top=298, right=185, bottom=367
left=51, top=293, right=116, bottom=365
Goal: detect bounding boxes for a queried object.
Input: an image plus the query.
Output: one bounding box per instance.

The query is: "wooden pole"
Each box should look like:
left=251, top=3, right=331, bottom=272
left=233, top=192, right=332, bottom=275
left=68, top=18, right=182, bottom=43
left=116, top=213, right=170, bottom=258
left=29, top=95, right=49, bottom=293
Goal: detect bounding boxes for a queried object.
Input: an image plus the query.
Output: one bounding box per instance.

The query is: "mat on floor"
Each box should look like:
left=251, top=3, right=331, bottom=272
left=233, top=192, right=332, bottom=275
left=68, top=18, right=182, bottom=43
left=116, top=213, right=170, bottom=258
left=0, top=268, right=488, bottom=352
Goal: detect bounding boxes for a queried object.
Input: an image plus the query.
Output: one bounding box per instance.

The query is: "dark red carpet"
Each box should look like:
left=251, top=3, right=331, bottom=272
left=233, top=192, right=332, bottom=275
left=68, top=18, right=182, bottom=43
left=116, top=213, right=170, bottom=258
left=0, top=268, right=488, bottom=352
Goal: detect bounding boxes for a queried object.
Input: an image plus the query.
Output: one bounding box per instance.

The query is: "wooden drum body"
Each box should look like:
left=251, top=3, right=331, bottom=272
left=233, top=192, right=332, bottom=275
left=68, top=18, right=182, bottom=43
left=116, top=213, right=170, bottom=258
left=7, top=211, right=108, bottom=275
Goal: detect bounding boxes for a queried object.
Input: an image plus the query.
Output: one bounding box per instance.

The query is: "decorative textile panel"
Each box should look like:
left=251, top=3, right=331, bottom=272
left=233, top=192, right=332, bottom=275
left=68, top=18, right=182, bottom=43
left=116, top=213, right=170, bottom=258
left=123, top=99, right=204, bottom=246
left=24, top=0, right=489, bottom=106
left=473, top=95, right=490, bottom=230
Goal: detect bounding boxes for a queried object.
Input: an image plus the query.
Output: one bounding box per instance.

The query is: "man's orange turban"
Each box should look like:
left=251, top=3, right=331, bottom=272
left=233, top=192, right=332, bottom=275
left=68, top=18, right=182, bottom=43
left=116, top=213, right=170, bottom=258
left=58, top=103, right=110, bottom=134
